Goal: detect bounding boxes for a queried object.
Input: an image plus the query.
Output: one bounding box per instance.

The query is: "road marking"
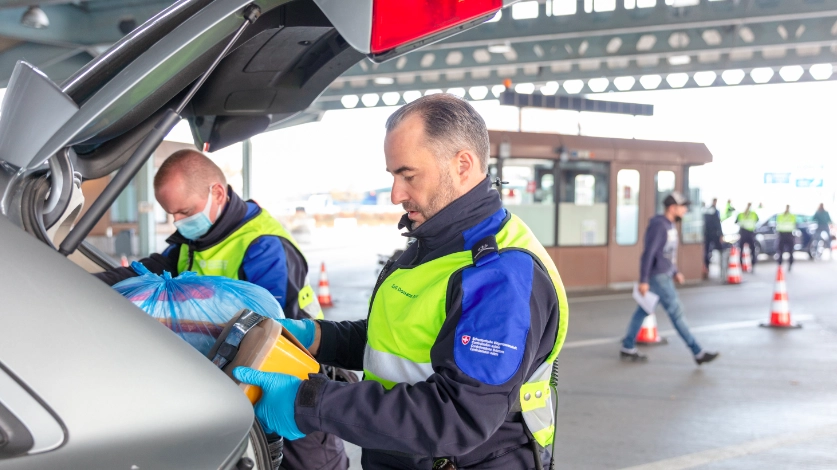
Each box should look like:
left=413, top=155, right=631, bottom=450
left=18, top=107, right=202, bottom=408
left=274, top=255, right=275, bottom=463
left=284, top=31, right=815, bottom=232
left=568, top=283, right=769, bottom=304
left=618, top=423, right=837, bottom=470
left=562, top=315, right=815, bottom=349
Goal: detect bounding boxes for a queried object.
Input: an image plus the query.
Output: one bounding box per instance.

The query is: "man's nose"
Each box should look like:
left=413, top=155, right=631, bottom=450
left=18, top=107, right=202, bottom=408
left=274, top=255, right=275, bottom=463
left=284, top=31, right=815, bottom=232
left=391, top=180, right=408, bottom=206
left=173, top=213, right=187, bottom=222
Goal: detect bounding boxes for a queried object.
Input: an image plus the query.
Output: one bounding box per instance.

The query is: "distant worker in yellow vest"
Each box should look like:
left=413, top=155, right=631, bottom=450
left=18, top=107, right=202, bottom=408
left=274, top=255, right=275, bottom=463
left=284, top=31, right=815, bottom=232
left=776, top=205, right=798, bottom=272
left=234, top=94, right=569, bottom=469
left=94, top=150, right=348, bottom=470
left=736, top=203, right=759, bottom=272
left=723, top=199, right=736, bottom=221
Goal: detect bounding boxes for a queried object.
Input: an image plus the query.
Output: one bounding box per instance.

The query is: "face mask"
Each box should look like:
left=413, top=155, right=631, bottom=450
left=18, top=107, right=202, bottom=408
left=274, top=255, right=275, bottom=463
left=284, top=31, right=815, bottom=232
left=174, top=187, right=216, bottom=240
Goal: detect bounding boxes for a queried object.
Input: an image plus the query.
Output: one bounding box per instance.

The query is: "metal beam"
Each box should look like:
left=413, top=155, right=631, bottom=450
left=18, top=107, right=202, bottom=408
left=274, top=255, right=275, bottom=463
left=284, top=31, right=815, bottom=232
left=0, top=1, right=172, bottom=47
left=0, top=41, right=87, bottom=86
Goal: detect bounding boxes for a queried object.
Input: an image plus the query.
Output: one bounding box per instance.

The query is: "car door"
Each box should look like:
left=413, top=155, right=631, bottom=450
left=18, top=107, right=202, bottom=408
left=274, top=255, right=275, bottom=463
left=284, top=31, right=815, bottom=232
left=757, top=215, right=778, bottom=254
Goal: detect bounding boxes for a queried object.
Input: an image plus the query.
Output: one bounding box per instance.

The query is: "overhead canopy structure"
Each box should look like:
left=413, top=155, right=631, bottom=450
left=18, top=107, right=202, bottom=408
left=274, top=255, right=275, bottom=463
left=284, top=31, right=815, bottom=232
left=1, top=0, right=836, bottom=111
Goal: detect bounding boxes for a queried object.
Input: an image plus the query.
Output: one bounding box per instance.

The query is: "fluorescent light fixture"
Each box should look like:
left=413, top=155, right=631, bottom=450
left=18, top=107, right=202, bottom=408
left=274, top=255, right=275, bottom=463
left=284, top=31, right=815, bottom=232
left=373, top=77, right=395, bottom=85
left=668, top=55, right=691, bottom=66
left=539, top=81, right=560, bottom=95
left=424, top=89, right=443, bottom=96
left=446, top=87, right=466, bottom=98
left=809, top=63, right=833, bottom=80
left=588, top=77, right=609, bottom=93
left=693, top=71, right=717, bottom=87
left=562, top=79, right=584, bottom=94
left=779, top=65, right=804, bottom=82
left=514, top=83, right=535, bottom=94
left=512, top=1, right=540, bottom=20
left=340, top=95, right=359, bottom=108
left=468, top=86, right=489, bottom=100
left=361, top=93, right=380, bottom=107
left=639, top=74, right=662, bottom=89
left=665, top=73, right=689, bottom=88
left=403, top=90, right=422, bottom=103
left=486, top=10, right=502, bottom=23
left=492, top=84, right=506, bottom=98
left=721, top=69, right=745, bottom=85
left=488, top=42, right=512, bottom=54
left=613, top=76, right=636, bottom=91
left=749, top=67, right=774, bottom=84
left=382, top=92, right=401, bottom=106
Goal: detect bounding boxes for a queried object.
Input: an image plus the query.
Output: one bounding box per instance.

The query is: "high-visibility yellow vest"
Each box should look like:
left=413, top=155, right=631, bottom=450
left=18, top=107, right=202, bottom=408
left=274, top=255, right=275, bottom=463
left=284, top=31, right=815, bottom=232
left=364, top=212, right=569, bottom=447
left=776, top=213, right=797, bottom=233
left=177, top=210, right=322, bottom=319
left=737, top=211, right=758, bottom=232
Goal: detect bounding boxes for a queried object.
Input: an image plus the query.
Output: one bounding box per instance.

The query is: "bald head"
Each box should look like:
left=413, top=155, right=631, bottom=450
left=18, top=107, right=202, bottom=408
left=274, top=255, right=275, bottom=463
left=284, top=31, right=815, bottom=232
left=155, top=149, right=228, bottom=223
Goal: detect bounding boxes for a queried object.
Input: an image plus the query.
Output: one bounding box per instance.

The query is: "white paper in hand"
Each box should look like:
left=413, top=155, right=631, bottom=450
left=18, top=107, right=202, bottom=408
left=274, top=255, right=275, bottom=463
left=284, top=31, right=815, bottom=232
left=633, top=283, right=659, bottom=315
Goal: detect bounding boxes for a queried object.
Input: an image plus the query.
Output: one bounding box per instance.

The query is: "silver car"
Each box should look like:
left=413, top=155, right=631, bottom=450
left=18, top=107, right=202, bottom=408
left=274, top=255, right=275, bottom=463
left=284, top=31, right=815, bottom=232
left=0, top=0, right=503, bottom=468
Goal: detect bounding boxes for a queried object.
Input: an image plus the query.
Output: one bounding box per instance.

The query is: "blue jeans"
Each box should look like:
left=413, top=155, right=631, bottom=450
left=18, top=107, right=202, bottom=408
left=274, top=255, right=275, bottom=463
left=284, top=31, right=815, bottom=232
left=622, top=273, right=702, bottom=355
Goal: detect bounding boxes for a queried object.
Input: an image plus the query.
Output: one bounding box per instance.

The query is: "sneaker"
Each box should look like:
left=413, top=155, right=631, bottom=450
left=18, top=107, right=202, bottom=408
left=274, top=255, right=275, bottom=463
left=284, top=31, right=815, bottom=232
left=620, top=348, right=647, bottom=362
left=694, top=350, right=719, bottom=365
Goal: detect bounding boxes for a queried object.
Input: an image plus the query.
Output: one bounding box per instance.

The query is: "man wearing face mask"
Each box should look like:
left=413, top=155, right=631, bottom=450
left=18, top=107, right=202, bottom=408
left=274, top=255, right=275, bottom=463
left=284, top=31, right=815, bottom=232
left=94, top=150, right=348, bottom=470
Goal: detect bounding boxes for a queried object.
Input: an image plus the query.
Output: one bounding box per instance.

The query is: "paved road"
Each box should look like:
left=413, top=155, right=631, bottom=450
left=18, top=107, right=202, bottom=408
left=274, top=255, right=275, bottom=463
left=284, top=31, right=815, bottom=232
left=299, top=227, right=837, bottom=469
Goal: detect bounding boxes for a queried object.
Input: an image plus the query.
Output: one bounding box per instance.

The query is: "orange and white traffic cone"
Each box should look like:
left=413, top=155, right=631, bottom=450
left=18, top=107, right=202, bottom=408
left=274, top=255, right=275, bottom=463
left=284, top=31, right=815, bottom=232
left=636, top=313, right=668, bottom=345
left=760, top=266, right=801, bottom=328
left=317, top=262, right=334, bottom=308
left=120, top=255, right=129, bottom=267
left=741, top=244, right=753, bottom=273
left=726, top=246, right=742, bottom=284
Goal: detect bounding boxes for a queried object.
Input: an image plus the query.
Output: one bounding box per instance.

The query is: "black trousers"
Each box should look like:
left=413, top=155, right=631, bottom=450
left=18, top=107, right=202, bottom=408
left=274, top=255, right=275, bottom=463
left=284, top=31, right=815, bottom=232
left=704, top=236, right=722, bottom=268
left=777, top=232, right=795, bottom=267
left=739, top=230, right=757, bottom=267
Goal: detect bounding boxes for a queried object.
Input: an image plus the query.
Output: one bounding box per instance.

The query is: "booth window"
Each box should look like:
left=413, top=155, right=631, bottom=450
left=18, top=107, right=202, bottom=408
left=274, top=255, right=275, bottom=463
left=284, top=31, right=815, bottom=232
left=616, top=169, right=640, bottom=245
left=681, top=165, right=705, bottom=244
left=557, top=160, right=608, bottom=246
left=654, top=170, right=676, bottom=215
left=501, top=159, right=556, bottom=246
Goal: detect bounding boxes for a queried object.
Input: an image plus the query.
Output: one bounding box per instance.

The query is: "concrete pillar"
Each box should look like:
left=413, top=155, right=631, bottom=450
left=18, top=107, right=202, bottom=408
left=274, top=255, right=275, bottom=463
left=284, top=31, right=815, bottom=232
left=136, top=155, right=156, bottom=257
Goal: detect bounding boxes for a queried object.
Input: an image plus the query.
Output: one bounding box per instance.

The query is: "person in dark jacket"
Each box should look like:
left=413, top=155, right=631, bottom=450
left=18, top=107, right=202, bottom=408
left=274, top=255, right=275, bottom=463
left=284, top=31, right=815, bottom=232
left=94, top=149, right=346, bottom=470
left=813, top=203, right=832, bottom=239
left=702, top=198, right=724, bottom=279
left=620, top=191, right=719, bottom=365
left=234, top=94, right=568, bottom=469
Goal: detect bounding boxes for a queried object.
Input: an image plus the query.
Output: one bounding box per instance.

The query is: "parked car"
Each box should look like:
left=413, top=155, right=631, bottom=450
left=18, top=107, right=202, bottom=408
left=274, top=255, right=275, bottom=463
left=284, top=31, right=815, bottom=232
left=722, top=211, right=831, bottom=260
left=0, top=0, right=504, bottom=468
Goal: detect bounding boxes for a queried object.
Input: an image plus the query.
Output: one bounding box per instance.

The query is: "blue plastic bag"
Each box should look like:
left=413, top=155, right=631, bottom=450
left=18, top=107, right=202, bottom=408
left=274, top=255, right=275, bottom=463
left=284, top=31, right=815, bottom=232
left=113, top=262, right=285, bottom=355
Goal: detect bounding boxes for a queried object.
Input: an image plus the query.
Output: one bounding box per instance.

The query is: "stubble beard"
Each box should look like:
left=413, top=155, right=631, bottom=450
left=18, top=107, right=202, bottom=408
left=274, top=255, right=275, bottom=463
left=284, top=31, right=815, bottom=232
left=404, top=170, right=458, bottom=228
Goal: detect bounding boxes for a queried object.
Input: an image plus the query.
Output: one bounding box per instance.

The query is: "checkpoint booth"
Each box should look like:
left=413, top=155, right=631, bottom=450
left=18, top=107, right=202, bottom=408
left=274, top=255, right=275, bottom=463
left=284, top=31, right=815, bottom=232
left=489, top=131, right=713, bottom=290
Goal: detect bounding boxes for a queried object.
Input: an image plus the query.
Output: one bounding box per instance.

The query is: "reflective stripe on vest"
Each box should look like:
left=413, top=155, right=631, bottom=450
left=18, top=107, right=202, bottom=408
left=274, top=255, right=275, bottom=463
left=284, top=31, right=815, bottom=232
left=177, top=209, right=323, bottom=319
left=776, top=213, right=796, bottom=233
left=363, top=213, right=569, bottom=447
left=737, top=212, right=758, bottom=232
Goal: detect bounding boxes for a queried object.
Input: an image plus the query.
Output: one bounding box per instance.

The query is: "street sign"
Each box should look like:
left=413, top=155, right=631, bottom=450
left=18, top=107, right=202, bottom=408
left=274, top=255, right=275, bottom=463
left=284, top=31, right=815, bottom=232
left=763, top=173, right=791, bottom=184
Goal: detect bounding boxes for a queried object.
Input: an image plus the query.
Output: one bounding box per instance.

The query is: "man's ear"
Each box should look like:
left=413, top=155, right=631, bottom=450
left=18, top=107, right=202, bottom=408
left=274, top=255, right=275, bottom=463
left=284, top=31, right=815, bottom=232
left=454, top=150, right=476, bottom=182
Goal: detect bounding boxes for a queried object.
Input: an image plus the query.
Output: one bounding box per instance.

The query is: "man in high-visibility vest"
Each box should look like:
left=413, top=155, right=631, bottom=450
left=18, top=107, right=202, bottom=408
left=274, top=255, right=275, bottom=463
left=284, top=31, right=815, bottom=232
left=94, top=150, right=346, bottom=470
left=235, top=94, right=568, bottom=469
left=736, top=203, right=759, bottom=272
left=723, top=199, right=736, bottom=221
left=776, top=205, right=798, bottom=272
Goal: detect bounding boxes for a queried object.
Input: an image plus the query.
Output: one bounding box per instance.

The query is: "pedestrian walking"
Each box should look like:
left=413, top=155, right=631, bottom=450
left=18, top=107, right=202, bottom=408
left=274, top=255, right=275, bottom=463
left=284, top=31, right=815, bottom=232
left=621, top=191, right=720, bottom=365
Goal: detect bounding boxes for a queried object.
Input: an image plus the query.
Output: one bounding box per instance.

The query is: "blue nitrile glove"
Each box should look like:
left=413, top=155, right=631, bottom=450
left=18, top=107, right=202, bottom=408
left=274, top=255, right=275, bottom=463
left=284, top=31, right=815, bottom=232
left=278, top=318, right=316, bottom=349
left=233, top=367, right=306, bottom=440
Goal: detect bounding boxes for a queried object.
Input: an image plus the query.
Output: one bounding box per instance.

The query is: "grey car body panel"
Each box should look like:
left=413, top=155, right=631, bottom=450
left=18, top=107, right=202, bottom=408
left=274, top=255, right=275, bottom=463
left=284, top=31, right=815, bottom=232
left=29, top=0, right=289, bottom=170
left=0, top=214, right=254, bottom=469
left=0, top=62, right=78, bottom=170
left=312, top=0, right=372, bottom=54
left=0, top=366, right=64, bottom=455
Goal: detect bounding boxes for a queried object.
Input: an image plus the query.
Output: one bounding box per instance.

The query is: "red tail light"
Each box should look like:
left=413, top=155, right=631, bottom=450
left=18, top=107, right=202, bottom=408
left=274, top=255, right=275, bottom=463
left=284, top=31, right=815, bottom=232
left=371, top=0, right=502, bottom=54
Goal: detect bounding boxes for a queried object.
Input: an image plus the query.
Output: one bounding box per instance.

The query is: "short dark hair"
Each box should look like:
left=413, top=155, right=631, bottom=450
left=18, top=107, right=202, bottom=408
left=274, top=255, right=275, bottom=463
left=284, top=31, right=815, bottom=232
left=385, top=93, right=489, bottom=172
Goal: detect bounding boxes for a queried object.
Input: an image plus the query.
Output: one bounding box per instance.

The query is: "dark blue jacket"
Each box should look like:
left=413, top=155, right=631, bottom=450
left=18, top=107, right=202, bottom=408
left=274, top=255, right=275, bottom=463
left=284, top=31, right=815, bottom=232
left=295, top=178, right=560, bottom=469
left=94, top=188, right=311, bottom=319
left=640, top=215, right=678, bottom=283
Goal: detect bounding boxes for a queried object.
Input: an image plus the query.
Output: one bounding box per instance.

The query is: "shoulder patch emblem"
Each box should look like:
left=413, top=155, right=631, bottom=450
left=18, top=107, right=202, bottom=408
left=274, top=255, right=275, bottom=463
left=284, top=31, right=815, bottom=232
left=461, top=335, right=471, bottom=345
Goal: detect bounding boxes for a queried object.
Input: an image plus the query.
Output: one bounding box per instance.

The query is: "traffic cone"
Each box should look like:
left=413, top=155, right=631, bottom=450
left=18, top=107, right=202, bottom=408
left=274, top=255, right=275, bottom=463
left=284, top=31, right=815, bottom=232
left=760, top=266, right=801, bottom=328
left=741, top=244, right=753, bottom=273
left=120, top=255, right=129, bottom=267
left=726, top=246, right=742, bottom=284
left=636, top=313, right=668, bottom=345
left=317, top=262, right=334, bottom=308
